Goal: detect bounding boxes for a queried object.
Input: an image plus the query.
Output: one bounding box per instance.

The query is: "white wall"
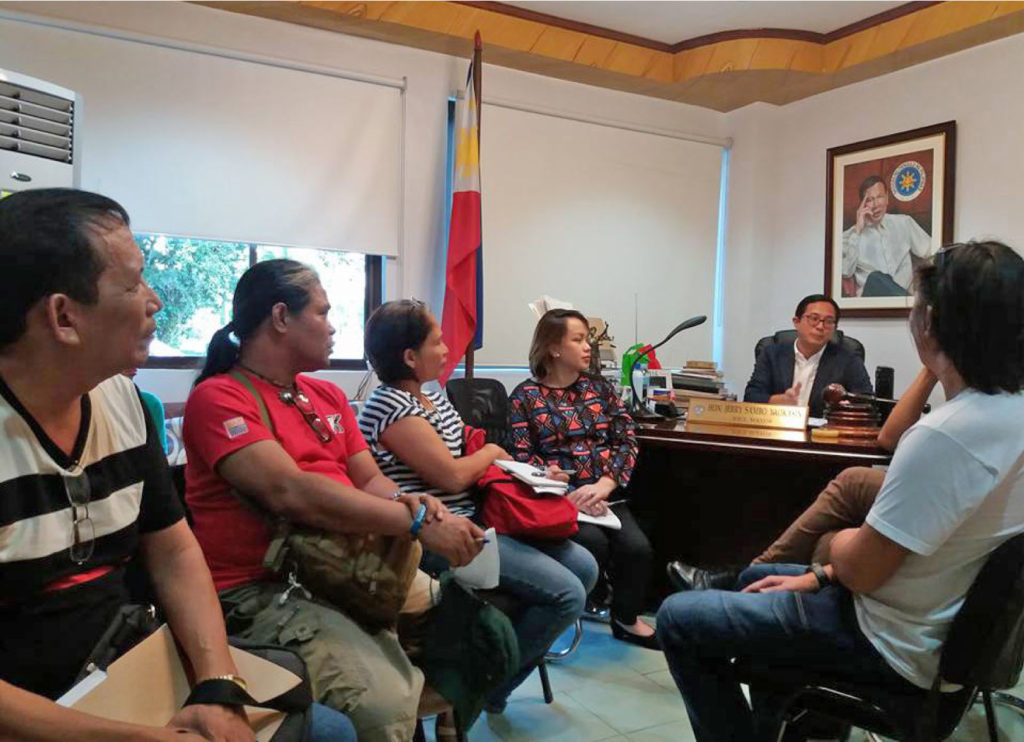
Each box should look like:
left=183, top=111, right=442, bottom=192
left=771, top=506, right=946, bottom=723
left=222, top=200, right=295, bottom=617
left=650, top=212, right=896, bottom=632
left=0, top=1, right=724, bottom=402
left=7, top=2, right=1023, bottom=405
left=721, top=32, right=1024, bottom=402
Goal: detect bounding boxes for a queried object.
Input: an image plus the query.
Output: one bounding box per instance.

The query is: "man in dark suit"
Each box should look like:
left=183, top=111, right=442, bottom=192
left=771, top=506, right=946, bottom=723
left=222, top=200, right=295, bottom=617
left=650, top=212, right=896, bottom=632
left=743, top=294, right=872, bottom=418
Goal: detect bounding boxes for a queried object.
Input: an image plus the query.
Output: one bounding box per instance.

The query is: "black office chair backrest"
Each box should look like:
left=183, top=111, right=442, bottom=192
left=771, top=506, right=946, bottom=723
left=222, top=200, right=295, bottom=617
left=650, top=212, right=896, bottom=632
left=445, top=378, right=510, bottom=447
left=754, top=329, right=865, bottom=363
left=940, top=531, right=1024, bottom=690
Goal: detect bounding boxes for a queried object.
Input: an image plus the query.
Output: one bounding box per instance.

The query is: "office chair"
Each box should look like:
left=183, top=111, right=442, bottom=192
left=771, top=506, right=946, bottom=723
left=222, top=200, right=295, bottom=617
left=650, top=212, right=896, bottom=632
left=754, top=329, right=865, bottom=363
left=445, top=377, right=511, bottom=447
left=734, top=532, right=1024, bottom=741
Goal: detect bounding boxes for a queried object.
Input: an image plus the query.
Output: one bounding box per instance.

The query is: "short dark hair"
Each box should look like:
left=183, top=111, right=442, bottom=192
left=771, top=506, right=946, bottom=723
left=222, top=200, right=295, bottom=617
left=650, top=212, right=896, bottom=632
left=195, top=259, right=318, bottom=386
left=528, top=309, right=589, bottom=379
left=858, top=175, right=886, bottom=201
left=794, top=294, right=840, bottom=324
left=0, top=188, right=130, bottom=349
left=914, top=240, right=1024, bottom=394
left=364, top=300, right=434, bottom=384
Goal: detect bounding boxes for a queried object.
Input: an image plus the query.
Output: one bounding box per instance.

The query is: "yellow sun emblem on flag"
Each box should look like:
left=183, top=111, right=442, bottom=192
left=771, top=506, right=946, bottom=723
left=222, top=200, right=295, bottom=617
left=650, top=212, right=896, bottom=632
left=899, top=171, right=917, bottom=190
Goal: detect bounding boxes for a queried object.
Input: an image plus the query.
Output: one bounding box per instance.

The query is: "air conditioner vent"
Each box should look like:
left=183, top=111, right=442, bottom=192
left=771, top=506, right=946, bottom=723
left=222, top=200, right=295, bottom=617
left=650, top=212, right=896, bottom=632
left=0, top=80, right=74, bottom=164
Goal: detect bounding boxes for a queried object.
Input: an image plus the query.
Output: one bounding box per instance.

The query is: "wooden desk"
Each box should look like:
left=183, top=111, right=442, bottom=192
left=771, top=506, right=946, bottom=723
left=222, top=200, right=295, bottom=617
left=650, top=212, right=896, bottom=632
left=627, top=420, right=891, bottom=602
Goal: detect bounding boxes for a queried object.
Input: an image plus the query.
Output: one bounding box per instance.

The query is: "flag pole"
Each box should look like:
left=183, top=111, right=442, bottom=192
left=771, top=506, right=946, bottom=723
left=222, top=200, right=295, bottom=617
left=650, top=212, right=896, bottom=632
left=465, top=30, right=483, bottom=381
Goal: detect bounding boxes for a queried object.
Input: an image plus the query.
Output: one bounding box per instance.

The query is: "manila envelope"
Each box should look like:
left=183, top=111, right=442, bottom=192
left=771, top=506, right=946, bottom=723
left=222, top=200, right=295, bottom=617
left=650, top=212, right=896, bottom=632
left=67, top=625, right=300, bottom=740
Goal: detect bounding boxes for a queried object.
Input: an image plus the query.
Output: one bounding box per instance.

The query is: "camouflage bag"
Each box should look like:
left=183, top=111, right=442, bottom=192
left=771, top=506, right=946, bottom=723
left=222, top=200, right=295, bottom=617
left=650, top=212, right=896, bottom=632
left=230, top=371, right=421, bottom=633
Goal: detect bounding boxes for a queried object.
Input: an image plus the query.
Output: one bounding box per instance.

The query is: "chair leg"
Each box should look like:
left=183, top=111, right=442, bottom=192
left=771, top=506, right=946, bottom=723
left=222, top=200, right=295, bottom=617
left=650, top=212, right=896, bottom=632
left=544, top=618, right=583, bottom=662
left=990, top=690, right=1024, bottom=716
left=452, top=708, right=468, bottom=742
left=537, top=660, right=554, bottom=704
left=983, top=689, right=1000, bottom=742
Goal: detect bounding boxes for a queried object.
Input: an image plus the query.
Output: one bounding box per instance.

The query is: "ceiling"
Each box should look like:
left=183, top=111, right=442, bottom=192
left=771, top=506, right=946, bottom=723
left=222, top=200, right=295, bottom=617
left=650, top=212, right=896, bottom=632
left=503, top=1, right=908, bottom=45
left=199, top=2, right=1024, bottom=111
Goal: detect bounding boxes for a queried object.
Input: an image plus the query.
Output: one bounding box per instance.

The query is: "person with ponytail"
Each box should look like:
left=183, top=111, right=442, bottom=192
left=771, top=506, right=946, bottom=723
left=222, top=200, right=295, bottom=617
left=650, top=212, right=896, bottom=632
left=183, top=260, right=487, bottom=742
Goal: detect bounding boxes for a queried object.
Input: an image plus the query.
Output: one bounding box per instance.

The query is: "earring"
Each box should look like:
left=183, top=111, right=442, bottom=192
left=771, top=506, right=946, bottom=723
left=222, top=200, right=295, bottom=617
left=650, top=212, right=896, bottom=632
left=553, top=353, right=560, bottom=358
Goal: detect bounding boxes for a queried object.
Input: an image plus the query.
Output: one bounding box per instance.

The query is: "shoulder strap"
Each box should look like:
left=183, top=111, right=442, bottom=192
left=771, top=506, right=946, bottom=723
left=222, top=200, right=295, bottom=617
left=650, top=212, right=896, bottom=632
left=225, top=371, right=293, bottom=556
left=229, top=370, right=276, bottom=437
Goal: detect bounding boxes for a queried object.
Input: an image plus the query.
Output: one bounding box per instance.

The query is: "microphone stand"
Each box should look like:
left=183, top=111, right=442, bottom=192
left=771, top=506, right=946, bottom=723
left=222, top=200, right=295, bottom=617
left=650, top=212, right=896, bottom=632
left=628, top=315, right=707, bottom=421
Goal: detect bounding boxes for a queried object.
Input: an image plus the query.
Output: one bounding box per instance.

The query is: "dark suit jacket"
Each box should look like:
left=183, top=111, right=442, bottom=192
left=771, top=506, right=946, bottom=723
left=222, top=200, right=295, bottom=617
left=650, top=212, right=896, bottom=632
left=743, top=341, right=873, bottom=418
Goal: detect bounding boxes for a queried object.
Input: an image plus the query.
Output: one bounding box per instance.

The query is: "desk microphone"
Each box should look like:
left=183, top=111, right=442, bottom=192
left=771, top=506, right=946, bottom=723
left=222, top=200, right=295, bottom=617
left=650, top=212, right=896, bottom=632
left=630, top=315, right=708, bottom=418
left=823, top=384, right=931, bottom=413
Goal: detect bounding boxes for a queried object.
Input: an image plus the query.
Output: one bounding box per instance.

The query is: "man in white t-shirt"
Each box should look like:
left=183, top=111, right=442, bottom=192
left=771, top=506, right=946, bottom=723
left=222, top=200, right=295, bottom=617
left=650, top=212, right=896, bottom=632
left=658, top=240, right=1024, bottom=741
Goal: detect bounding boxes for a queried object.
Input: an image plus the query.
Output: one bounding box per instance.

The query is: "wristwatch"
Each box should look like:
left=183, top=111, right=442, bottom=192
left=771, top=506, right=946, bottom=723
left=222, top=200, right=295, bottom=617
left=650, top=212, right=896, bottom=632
left=207, top=673, right=248, bottom=692
left=808, top=563, right=832, bottom=589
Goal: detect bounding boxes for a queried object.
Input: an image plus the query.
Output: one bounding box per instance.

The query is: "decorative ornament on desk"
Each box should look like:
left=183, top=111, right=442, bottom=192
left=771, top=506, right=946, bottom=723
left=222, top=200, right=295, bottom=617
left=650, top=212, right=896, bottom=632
left=586, top=317, right=615, bottom=375
left=821, top=384, right=881, bottom=439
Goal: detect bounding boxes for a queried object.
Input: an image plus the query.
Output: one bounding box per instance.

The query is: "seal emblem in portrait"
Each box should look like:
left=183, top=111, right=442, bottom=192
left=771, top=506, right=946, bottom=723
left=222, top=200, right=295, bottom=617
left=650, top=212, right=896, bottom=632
left=890, top=161, right=927, bottom=202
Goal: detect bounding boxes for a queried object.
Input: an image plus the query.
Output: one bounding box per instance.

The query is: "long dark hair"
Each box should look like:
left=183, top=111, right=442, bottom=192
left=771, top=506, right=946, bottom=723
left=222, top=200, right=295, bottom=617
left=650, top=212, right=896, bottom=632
left=195, top=259, right=318, bottom=386
left=914, top=240, right=1024, bottom=394
left=528, top=309, right=589, bottom=379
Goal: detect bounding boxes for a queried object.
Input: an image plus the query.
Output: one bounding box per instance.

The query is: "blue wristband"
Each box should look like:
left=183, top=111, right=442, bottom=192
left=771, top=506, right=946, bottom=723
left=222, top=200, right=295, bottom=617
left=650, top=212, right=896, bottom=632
left=410, top=503, right=427, bottom=538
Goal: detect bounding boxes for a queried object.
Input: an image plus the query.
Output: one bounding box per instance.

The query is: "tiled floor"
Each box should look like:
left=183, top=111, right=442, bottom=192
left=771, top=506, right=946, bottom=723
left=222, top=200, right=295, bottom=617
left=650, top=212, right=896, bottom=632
left=421, top=619, right=1024, bottom=741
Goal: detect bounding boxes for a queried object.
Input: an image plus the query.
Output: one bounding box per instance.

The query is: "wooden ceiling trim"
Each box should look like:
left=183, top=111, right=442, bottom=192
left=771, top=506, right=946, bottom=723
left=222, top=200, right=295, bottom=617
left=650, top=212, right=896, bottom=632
left=195, top=1, right=1024, bottom=111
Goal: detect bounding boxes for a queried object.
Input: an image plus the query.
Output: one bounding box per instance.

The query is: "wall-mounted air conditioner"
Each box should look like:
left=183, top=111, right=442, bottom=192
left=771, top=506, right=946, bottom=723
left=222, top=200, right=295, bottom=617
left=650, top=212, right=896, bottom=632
left=0, top=68, right=78, bottom=194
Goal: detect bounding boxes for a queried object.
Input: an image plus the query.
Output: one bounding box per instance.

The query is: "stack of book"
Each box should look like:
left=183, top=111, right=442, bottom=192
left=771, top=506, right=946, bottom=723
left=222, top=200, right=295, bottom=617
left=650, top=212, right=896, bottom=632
left=670, top=361, right=730, bottom=414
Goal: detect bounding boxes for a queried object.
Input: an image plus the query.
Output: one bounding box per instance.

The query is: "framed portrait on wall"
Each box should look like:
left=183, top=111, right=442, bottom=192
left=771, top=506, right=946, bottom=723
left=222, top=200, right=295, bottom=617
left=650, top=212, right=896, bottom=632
left=824, top=121, right=956, bottom=317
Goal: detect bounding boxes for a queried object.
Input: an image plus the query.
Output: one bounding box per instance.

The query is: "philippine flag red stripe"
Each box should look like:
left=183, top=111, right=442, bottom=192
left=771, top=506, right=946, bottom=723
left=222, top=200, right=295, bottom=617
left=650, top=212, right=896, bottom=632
left=440, top=55, right=482, bottom=385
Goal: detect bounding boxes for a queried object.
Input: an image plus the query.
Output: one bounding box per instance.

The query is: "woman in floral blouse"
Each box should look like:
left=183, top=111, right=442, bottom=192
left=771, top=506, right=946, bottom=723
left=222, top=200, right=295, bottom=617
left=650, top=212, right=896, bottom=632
left=508, top=309, right=658, bottom=649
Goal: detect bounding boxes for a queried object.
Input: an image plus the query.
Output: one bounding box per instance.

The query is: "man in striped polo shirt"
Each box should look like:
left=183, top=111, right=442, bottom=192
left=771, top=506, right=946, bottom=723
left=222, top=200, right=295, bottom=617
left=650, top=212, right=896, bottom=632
left=0, top=189, right=253, bottom=740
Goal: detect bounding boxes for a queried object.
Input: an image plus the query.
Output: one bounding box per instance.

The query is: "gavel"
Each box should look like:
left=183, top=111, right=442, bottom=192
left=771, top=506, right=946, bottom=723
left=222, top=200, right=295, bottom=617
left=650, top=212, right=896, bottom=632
left=823, top=383, right=931, bottom=413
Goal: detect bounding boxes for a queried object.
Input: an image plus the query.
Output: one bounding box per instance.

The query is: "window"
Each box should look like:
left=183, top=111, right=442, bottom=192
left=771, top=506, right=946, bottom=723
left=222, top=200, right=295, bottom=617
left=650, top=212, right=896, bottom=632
left=138, top=233, right=382, bottom=369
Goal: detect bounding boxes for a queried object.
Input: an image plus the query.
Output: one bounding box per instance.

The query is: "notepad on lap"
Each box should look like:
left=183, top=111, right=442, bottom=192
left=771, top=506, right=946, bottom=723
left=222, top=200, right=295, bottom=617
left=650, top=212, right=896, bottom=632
left=494, top=460, right=569, bottom=495
left=577, top=509, right=622, bottom=530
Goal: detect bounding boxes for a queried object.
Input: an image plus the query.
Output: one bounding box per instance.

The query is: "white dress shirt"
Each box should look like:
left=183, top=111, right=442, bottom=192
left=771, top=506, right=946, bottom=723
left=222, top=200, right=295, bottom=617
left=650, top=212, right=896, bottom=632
left=792, top=341, right=824, bottom=408
left=841, top=213, right=933, bottom=295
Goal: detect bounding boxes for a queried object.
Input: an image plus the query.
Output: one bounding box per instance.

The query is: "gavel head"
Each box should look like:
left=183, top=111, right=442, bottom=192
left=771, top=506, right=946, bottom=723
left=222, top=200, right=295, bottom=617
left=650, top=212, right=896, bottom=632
left=823, top=383, right=848, bottom=405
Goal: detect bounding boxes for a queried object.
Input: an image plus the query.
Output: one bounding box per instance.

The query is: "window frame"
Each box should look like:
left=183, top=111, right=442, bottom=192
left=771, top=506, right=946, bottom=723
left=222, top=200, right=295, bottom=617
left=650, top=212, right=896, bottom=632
left=143, top=242, right=382, bottom=371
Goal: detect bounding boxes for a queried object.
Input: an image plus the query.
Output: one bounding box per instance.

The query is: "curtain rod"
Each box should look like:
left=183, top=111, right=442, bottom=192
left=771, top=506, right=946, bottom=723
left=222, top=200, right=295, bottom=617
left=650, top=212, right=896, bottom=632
left=0, top=9, right=407, bottom=91
left=464, top=93, right=731, bottom=148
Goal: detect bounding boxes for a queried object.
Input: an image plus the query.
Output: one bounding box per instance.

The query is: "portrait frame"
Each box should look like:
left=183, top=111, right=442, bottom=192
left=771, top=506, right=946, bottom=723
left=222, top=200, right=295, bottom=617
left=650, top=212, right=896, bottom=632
left=824, top=121, right=956, bottom=317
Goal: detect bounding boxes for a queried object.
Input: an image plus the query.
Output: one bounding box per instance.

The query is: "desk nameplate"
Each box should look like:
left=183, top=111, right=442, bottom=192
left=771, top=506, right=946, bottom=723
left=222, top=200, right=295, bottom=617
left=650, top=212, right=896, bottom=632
left=683, top=422, right=807, bottom=442
left=688, top=399, right=808, bottom=430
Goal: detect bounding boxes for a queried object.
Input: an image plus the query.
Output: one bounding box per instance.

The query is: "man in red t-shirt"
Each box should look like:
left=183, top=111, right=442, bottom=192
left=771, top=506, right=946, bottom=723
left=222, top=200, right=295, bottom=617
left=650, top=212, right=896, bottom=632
left=183, top=260, right=484, bottom=742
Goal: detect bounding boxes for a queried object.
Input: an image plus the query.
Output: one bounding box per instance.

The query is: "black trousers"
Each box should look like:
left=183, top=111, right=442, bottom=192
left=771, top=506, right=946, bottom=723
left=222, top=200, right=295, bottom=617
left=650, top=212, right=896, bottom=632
left=571, top=501, right=652, bottom=624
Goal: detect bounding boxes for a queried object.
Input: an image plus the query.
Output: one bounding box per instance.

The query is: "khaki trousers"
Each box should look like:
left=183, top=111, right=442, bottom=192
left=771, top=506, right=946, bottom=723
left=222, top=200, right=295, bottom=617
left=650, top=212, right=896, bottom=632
left=752, top=466, right=886, bottom=565
left=220, top=581, right=424, bottom=742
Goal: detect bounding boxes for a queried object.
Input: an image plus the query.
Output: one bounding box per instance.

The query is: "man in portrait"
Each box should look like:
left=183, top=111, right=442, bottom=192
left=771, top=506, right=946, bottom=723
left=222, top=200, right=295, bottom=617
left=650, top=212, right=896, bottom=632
left=841, top=174, right=933, bottom=297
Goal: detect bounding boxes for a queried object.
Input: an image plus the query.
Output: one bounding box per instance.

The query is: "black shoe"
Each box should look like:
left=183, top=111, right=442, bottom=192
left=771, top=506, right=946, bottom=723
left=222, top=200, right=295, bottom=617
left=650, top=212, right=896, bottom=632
left=610, top=620, right=661, bottom=650
left=666, top=561, right=742, bottom=591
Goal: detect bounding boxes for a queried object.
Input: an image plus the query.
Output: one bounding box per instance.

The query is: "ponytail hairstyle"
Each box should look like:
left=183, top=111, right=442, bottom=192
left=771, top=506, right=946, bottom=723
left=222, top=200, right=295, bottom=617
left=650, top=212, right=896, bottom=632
left=194, top=259, right=319, bottom=386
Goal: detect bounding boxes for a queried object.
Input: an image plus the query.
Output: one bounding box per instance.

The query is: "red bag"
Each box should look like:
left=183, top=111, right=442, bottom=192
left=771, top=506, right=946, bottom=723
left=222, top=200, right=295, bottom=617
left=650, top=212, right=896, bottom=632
left=465, top=427, right=579, bottom=540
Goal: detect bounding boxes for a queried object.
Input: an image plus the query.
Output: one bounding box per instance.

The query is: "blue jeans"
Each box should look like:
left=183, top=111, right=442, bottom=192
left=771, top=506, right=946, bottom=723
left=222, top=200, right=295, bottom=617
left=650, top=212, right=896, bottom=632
left=309, top=702, right=357, bottom=742
left=487, top=534, right=598, bottom=703
left=657, top=564, right=910, bottom=741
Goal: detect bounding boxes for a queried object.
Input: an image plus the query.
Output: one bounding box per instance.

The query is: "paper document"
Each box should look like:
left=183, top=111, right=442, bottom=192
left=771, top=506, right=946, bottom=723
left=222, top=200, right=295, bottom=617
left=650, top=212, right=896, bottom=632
left=807, top=417, right=828, bottom=428
left=453, top=527, right=500, bottom=589
left=64, top=625, right=301, bottom=741
left=494, top=460, right=569, bottom=495
left=577, top=509, right=622, bottom=530
left=528, top=295, right=574, bottom=320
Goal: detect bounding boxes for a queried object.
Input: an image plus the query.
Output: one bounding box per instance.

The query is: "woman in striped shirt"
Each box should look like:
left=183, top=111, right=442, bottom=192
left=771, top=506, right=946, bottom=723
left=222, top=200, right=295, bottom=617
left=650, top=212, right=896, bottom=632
left=358, top=300, right=597, bottom=713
